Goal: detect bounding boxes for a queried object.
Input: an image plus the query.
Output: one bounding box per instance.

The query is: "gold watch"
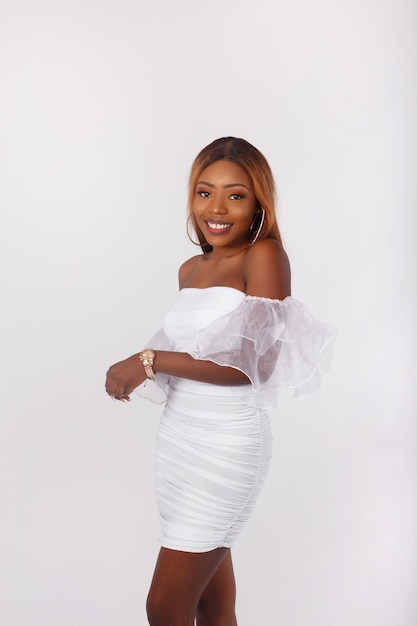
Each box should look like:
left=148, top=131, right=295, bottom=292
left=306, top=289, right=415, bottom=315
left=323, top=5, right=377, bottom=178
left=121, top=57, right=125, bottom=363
left=139, top=349, right=156, bottom=379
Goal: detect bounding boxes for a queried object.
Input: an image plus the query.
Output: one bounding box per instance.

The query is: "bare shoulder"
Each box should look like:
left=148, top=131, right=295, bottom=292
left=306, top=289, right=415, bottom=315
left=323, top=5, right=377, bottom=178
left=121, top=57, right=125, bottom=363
left=178, top=254, right=203, bottom=288
left=244, top=239, right=291, bottom=299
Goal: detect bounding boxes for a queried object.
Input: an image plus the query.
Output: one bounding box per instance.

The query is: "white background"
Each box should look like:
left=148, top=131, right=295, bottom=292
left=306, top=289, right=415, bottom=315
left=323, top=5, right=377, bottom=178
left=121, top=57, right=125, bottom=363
left=1, top=1, right=416, bottom=624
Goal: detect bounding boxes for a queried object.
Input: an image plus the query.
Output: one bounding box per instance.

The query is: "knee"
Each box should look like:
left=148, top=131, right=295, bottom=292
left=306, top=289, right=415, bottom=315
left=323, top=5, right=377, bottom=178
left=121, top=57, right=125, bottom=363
left=196, top=586, right=236, bottom=624
left=146, top=590, right=166, bottom=626
left=146, top=589, right=192, bottom=626
left=196, top=586, right=218, bottom=622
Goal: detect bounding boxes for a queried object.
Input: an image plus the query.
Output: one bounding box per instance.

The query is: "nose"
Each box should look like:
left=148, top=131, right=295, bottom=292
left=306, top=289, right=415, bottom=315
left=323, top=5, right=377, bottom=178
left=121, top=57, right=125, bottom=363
left=208, top=196, right=227, bottom=215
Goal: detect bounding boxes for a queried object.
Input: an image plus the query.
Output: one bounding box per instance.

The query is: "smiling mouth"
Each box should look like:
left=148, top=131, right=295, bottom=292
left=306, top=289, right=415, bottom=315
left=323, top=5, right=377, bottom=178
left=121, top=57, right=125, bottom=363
left=205, top=219, right=232, bottom=233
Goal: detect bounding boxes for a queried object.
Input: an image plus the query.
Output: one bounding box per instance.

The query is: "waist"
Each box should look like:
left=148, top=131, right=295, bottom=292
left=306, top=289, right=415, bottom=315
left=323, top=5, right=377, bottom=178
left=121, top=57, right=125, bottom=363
left=167, top=377, right=266, bottom=410
left=168, top=376, right=250, bottom=395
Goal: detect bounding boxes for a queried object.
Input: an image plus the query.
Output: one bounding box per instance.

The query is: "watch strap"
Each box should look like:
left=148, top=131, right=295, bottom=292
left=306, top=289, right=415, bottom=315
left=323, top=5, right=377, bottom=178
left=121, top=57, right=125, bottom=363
left=139, top=349, right=156, bottom=379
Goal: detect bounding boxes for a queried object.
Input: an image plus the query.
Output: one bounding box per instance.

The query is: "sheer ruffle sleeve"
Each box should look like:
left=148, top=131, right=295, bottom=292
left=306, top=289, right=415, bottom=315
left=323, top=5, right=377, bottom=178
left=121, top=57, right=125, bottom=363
left=190, top=296, right=336, bottom=403
left=134, top=329, right=173, bottom=404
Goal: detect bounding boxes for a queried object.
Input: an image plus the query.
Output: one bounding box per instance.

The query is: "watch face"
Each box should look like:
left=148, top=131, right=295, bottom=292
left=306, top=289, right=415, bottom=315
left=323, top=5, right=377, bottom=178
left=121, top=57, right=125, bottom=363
left=141, top=350, right=154, bottom=365
left=140, top=350, right=155, bottom=379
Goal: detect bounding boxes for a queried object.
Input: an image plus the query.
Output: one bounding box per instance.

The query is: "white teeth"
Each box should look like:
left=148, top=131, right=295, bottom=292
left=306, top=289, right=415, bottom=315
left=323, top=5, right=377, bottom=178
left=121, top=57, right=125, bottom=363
left=207, top=221, right=231, bottom=230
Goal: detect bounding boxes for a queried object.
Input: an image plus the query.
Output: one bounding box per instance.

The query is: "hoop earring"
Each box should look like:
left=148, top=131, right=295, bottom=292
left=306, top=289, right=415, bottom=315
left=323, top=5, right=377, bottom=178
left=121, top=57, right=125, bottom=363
left=249, top=207, right=265, bottom=246
left=187, top=217, right=212, bottom=253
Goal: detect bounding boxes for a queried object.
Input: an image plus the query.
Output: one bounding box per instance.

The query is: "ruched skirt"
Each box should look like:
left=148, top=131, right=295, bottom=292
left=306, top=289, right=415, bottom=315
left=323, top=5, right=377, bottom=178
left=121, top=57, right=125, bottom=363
left=155, top=380, right=273, bottom=553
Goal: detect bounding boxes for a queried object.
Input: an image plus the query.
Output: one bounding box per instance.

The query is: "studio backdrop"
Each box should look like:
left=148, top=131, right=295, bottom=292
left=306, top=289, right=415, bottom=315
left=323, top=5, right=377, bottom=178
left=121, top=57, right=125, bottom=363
left=0, top=1, right=415, bottom=625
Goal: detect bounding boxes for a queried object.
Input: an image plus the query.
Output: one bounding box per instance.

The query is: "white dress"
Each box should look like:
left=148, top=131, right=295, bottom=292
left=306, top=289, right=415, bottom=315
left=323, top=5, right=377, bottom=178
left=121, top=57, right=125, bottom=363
left=136, top=287, right=336, bottom=553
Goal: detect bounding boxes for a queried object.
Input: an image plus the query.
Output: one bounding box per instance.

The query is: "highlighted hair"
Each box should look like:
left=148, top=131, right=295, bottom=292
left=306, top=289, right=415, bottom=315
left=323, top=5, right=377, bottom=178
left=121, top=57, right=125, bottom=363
left=187, top=137, right=282, bottom=253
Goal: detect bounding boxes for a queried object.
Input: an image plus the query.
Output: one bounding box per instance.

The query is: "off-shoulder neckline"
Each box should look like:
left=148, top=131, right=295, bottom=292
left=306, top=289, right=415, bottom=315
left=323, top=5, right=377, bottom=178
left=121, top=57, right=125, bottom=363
left=180, top=286, right=246, bottom=295
left=179, top=286, right=292, bottom=303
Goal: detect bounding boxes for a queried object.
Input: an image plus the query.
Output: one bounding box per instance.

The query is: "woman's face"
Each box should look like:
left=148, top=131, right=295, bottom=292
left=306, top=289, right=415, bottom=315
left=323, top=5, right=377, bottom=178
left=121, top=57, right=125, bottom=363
left=192, top=160, right=257, bottom=252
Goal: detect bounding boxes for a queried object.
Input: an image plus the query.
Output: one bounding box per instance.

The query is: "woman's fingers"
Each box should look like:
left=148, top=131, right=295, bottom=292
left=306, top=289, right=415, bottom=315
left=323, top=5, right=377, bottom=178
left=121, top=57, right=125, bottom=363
left=105, top=354, right=144, bottom=400
left=105, top=372, right=128, bottom=397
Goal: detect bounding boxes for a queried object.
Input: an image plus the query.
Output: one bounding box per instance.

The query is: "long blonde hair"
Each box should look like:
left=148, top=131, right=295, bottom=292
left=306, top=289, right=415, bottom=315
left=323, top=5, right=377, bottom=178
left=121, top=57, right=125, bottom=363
left=187, top=137, right=282, bottom=253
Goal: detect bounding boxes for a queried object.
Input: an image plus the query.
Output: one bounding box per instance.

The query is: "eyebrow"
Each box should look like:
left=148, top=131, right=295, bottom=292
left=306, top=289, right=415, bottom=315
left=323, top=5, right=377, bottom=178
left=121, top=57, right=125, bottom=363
left=196, top=180, right=251, bottom=191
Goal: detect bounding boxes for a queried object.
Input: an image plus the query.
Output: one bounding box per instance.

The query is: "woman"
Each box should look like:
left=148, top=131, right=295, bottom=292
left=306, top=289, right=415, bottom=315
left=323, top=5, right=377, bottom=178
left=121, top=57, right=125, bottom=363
left=105, top=137, right=335, bottom=626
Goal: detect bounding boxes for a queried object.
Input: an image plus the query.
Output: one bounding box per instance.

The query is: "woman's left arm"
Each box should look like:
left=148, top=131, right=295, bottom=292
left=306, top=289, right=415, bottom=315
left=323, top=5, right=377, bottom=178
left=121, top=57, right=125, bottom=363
left=105, top=350, right=250, bottom=400
left=244, top=239, right=291, bottom=299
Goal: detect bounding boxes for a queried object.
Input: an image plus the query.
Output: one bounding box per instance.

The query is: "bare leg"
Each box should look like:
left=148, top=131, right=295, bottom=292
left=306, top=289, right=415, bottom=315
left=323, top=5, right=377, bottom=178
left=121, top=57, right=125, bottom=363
left=146, top=546, right=231, bottom=626
left=196, top=550, right=238, bottom=626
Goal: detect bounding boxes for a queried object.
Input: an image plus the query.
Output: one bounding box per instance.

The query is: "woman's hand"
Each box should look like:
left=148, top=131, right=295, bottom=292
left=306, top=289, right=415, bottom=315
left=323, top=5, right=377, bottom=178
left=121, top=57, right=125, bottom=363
left=105, top=354, right=146, bottom=401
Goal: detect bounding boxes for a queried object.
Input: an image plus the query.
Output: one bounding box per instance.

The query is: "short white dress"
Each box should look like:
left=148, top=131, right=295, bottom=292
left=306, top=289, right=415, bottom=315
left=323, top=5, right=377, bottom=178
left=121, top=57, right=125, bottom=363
left=136, top=287, right=336, bottom=553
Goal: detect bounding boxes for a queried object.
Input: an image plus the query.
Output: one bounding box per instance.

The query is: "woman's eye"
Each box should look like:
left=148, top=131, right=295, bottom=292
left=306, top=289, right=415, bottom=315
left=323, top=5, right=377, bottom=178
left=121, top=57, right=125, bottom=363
left=196, top=190, right=210, bottom=198
left=229, top=193, right=245, bottom=200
